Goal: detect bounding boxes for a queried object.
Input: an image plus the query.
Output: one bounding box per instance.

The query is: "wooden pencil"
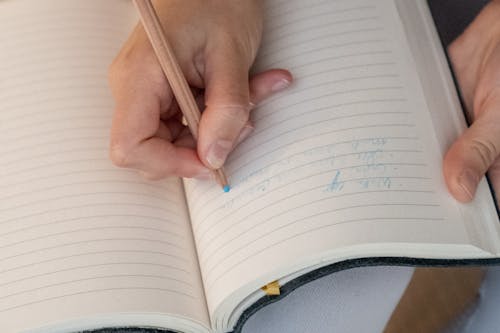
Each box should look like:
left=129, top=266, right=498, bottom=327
left=132, top=0, right=230, bottom=192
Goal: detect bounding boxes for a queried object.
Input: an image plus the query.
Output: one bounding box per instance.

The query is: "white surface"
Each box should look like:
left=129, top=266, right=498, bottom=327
left=242, top=266, right=415, bottom=333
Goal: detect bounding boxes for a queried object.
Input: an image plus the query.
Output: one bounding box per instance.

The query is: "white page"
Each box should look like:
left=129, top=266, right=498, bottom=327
left=183, top=0, right=488, bottom=318
left=0, top=1, right=209, bottom=331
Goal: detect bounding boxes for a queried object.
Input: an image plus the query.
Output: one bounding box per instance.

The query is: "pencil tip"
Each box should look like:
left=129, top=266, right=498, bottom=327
left=223, top=185, right=231, bottom=193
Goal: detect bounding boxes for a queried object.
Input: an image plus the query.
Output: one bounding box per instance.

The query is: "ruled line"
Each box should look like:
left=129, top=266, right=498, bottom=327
left=1, top=148, right=108, bottom=168
left=207, top=217, right=445, bottom=287
left=288, top=51, right=393, bottom=72
left=0, top=126, right=108, bottom=145
left=255, top=84, right=402, bottom=122
left=0, top=105, right=112, bottom=124
left=1, top=115, right=110, bottom=134
left=0, top=169, right=135, bottom=189
left=264, top=17, right=380, bottom=54
left=199, top=187, right=435, bottom=253
left=0, top=262, right=193, bottom=289
left=254, top=72, right=400, bottom=116
left=230, top=125, right=414, bottom=171
left=1, top=158, right=122, bottom=178
left=0, top=180, right=172, bottom=202
left=194, top=162, right=429, bottom=239
left=0, top=203, right=180, bottom=226
left=230, top=111, right=410, bottom=163
left=196, top=173, right=431, bottom=243
left=265, top=0, right=358, bottom=18
left=191, top=137, right=422, bottom=217
left=0, top=274, right=196, bottom=300
left=0, top=226, right=187, bottom=250
left=1, top=74, right=109, bottom=98
left=201, top=203, right=441, bottom=268
left=266, top=39, right=387, bottom=68
left=191, top=138, right=420, bottom=214
left=0, top=238, right=191, bottom=263
left=0, top=250, right=190, bottom=275
left=192, top=159, right=424, bottom=231
left=191, top=144, right=420, bottom=218
left=259, top=28, right=385, bottom=59
left=266, top=6, right=377, bottom=36
left=0, top=95, right=113, bottom=113
left=0, top=215, right=184, bottom=238
left=0, top=192, right=178, bottom=215
left=0, top=287, right=198, bottom=312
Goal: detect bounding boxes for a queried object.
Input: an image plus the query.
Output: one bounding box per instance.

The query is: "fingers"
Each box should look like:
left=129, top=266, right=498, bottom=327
left=109, top=93, right=210, bottom=179
left=198, top=59, right=292, bottom=169
left=236, top=69, right=293, bottom=144
left=197, top=45, right=251, bottom=170
left=113, top=137, right=210, bottom=180
left=109, top=20, right=292, bottom=178
left=249, top=69, right=293, bottom=105
left=108, top=39, right=210, bottom=180
left=489, top=158, right=500, bottom=205
left=443, top=93, right=500, bottom=202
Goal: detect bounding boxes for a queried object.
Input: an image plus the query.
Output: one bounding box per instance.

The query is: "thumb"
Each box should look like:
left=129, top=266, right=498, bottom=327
left=198, top=49, right=292, bottom=170
left=198, top=46, right=253, bottom=169
left=443, top=95, right=500, bottom=202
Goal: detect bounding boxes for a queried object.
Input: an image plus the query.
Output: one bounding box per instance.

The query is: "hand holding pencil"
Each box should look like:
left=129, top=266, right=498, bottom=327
left=108, top=0, right=292, bottom=186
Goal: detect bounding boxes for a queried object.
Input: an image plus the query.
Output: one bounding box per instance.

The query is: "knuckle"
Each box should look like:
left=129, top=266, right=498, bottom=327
left=217, top=105, right=250, bottom=126
left=109, top=137, right=134, bottom=168
left=108, top=48, right=163, bottom=88
left=469, top=138, right=499, bottom=168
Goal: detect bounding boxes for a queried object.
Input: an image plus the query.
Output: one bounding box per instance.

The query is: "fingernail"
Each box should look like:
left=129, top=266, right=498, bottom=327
left=193, top=169, right=213, bottom=181
left=271, top=78, right=291, bottom=92
left=206, top=139, right=233, bottom=169
left=235, top=125, right=255, bottom=146
left=458, top=169, right=479, bottom=200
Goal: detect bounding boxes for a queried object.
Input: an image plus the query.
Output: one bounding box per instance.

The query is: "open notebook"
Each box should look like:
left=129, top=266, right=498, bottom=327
left=0, top=0, right=498, bottom=332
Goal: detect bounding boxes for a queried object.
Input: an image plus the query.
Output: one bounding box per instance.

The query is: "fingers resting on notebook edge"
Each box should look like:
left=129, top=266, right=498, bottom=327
left=107, top=0, right=292, bottom=180
left=444, top=1, right=500, bottom=204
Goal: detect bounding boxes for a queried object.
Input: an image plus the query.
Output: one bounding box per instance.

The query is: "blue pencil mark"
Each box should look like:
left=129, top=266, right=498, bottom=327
left=230, top=136, right=395, bottom=205
left=371, top=137, right=388, bottom=145
left=382, top=177, right=392, bottom=188
left=325, top=171, right=344, bottom=192
left=358, top=177, right=392, bottom=189
left=352, top=137, right=388, bottom=152
left=357, top=149, right=383, bottom=163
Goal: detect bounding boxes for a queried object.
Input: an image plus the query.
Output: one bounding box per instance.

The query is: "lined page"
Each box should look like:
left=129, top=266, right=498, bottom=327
left=184, top=0, right=474, bottom=316
left=0, top=1, right=209, bottom=332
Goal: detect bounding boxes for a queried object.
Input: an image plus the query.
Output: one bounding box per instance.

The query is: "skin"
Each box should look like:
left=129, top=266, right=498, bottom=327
left=108, top=0, right=292, bottom=180
left=109, top=0, right=500, bottom=206
left=445, top=0, right=500, bottom=204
